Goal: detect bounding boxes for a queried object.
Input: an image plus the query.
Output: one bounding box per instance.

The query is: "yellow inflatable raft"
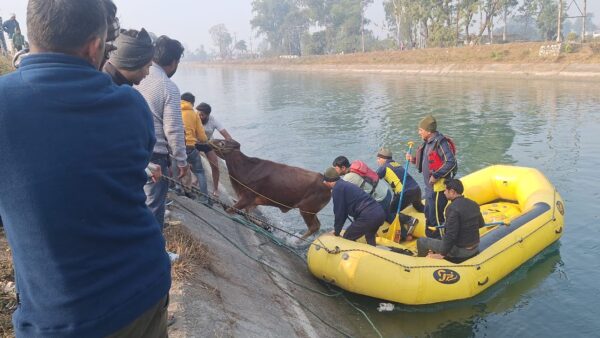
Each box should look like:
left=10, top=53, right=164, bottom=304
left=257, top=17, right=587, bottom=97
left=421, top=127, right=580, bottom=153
left=307, top=165, right=564, bottom=305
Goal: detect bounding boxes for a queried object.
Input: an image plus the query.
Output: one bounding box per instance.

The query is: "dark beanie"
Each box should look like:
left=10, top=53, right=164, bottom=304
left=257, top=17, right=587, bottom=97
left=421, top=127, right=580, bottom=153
left=110, top=28, right=155, bottom=71
left=196, top=102, right=212, bottom=114
left=323, top=167, right=340, bottom=182
left=419, top=115, right=437, bottom=132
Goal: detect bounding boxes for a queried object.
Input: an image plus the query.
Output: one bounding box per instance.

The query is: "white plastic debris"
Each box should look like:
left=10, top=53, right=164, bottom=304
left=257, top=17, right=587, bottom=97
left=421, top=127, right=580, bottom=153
left=377, top=303, right=395, bottom=312
left=167, top=251, right=180, bottom=263
left=1, top=281, right=15, bottom=294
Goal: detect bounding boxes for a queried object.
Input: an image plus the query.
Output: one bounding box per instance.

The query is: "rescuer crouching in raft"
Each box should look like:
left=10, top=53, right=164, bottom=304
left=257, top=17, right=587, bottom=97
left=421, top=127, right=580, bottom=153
left=376, top=147, right=423, bottom=240
left=323, top=167, right=385, bottom=246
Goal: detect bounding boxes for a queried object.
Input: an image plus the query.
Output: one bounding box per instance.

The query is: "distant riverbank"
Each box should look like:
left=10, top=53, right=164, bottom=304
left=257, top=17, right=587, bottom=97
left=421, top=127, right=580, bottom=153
left=189, top=42, right=600, bottom=80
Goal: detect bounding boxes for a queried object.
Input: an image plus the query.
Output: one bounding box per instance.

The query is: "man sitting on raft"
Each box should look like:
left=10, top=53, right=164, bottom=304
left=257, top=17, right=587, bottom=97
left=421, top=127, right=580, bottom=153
left=417, top=178, right=483, bottom=260
left=323, top=167, right=385, bottom=246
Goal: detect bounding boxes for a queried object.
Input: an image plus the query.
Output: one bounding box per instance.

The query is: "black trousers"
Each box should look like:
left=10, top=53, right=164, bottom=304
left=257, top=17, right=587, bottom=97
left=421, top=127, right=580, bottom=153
left=390, top=189, right=425, bottom=224
left=343, top=204, right=386, bottom=246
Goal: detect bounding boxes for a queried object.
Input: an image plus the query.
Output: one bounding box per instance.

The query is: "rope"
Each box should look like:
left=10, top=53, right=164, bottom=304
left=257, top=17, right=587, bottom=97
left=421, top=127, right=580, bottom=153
left=167, top=176, right=384, bottom=337
left=165, top=174, right=560, bottom=271
left=163, top=175, right=324, bottom=248
left=173, top=201, right=355, bottom=337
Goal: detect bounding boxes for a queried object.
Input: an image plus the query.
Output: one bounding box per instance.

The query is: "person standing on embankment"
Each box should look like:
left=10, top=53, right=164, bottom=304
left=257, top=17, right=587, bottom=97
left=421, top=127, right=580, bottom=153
left=0, top=1, right=171, bottom=336
left=135, top=35, right=190, bottom=229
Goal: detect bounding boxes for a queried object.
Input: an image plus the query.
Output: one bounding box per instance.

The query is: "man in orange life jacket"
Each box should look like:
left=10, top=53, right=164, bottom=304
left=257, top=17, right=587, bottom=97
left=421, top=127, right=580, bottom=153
left=406, top=115, right=457, bottom=238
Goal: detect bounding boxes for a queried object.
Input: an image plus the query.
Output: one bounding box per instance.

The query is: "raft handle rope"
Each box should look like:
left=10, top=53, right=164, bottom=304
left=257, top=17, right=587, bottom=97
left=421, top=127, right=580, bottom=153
left=163, top=175, right=560, bottom=271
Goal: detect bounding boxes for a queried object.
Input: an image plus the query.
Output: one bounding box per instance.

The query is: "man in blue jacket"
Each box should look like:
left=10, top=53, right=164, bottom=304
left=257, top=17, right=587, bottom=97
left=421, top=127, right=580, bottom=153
left=323, top=167, right=385, bottom=246
left=0, top=1, right=171, bottom=337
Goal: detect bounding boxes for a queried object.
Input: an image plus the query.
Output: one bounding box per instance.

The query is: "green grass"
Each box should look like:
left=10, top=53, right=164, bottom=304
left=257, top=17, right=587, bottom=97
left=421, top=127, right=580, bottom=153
left=0, top=56, right=13, bottom=75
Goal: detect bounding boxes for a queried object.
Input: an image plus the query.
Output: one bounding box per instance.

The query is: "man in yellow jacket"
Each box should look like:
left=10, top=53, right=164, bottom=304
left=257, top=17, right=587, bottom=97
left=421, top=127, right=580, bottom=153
left=181, top=92, right=211, bottom=203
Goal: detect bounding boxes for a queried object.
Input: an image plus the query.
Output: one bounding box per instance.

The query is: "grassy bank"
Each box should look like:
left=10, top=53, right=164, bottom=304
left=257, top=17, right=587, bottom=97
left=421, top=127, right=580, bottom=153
left=208, top=41, right=600, bottom=65
left=0, top=229, right=15, bottom=337
left=0, top=56, right=12, bottom=75
left=0, top=56, right=15, bottom=337
left=164, top=218, right=211, bottom=281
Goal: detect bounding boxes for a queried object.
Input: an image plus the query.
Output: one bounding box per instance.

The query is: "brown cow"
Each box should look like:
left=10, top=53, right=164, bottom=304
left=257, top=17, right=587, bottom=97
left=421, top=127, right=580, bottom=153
left=209, top=139, right=331, bottom=240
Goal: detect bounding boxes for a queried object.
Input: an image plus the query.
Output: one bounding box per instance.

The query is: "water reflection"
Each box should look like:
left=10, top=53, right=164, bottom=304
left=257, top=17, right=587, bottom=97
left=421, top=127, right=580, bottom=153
left=357, top=245, right=562, bottom=337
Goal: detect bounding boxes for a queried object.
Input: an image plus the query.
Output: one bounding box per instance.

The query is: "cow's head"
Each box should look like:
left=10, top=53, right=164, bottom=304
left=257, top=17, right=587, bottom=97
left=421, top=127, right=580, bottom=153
left=209, top=139, right=241, bottom=158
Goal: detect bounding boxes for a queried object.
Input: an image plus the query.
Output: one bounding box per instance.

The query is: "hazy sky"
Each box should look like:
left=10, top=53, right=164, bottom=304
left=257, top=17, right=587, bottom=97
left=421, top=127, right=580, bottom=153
left=1, top=0, right=599, bottom=52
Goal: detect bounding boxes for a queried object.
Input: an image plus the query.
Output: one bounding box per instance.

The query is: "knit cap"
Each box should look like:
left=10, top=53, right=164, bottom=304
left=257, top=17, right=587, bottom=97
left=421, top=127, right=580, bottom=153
left=419, top=115, right=437, bottom=132
left=323, top=167, right=340, bottom=182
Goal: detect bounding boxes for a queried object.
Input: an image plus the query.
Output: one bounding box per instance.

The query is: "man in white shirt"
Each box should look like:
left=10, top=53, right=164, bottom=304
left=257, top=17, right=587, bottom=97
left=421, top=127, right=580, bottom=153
left=197, top=102, right=232, bottom=197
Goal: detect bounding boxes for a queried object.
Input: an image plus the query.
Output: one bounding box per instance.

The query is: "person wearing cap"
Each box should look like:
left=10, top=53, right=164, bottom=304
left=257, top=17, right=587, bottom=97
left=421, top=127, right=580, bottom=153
left=406, top=115, right=457, bottom=238
left=416, top=178, right=482, bottom=260
left=103, top=28, right=154, bottom=86
left=180, top=92, right=211, bottom=204
left=376, top=147, right=423, bottom=240
left=323, top=167, right=386, bottom=246
left=332, top=156, right=394, bottom=223
left=197, top=102, right=232, bottom=197
left=103, top=28, right=161, bottom=184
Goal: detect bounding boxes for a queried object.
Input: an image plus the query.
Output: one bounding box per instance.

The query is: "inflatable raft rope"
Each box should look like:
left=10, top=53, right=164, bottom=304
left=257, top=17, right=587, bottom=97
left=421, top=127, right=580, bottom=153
left=307, top=165, right=565, bottom=305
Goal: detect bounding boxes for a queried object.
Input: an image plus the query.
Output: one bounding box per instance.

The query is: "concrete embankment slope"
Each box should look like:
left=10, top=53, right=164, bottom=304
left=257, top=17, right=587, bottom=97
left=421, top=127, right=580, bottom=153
left=167, top=196, right=374, bottom=338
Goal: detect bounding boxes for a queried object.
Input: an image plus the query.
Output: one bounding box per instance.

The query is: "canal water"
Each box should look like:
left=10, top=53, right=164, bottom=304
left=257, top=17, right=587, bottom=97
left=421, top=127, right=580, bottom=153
left=174, top=65, right=600, bottom=337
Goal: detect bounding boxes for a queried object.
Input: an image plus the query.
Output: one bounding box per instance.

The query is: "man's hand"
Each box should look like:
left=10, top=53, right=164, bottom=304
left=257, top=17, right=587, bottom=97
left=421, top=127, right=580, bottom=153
left=405, top=153, right=413, bottom=162
left=177, top=164, right=190, bottom=179
left=147, top=163, right=162, bottom=183
left=429, top=176, right=438, bottom=185
left=427, top=253, right=444, bottom=260
left=149, top=164, right=162, bottom=183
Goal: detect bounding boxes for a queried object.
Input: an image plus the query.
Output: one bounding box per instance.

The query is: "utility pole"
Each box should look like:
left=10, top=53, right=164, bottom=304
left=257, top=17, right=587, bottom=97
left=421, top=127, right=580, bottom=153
left=503, top=5, right=508, bottom=42
left=582, top=0, right=587, bottom=42
left=361, top=0, right=365, bottom=53
left=557, top=0, right=563, bottom=42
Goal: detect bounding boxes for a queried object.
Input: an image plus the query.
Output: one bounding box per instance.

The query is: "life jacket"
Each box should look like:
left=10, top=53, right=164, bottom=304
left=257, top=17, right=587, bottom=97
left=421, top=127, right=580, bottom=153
left=382, top=161, right=404, bottom=194
left=416, top=133, right=457, bottom=178
left=349, top=160, right=379, bottom=194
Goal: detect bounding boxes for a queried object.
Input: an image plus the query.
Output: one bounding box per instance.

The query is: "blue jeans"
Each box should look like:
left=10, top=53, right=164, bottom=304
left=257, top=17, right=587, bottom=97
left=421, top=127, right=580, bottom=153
left=144, top=154, right=169, bottom=229
left=186, top=149, right=208, bottom=203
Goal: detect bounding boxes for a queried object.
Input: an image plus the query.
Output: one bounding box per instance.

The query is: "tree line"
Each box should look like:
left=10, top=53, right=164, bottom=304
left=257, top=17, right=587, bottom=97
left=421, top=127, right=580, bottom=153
left=192, top=0, right=597, bottom=60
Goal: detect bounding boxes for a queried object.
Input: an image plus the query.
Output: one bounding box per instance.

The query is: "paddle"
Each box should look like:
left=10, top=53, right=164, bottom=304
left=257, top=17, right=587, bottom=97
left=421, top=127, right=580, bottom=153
left=388, top=141, right=414, bottom=242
